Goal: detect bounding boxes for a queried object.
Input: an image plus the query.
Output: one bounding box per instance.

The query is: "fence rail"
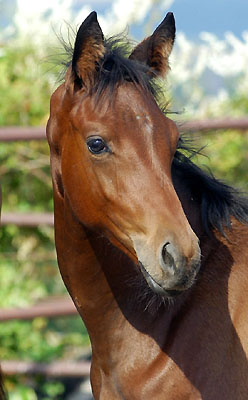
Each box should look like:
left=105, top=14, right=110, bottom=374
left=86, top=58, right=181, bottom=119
left=0, top=297, right=77, bottom=322
left=0, top=118, right=248, bottom=142
left=0, top=127, right=46, bottom=142
left=1, top=212, right=53, bottom=226
left=2, top=360, right=91, bottom=377
left=180, top=117, right=248, bottom=132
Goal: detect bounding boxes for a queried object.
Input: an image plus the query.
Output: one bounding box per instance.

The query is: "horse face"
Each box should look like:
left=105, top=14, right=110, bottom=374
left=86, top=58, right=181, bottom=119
left=47, top=12, right=201, bottom=296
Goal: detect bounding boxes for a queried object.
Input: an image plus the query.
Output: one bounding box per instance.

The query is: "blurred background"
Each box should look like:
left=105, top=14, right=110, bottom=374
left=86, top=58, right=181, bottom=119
left=0, top=0, right=247, bottom=399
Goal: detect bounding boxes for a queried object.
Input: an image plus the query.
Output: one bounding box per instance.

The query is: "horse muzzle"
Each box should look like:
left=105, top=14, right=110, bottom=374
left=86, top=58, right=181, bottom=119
left=133, top=236, right=201, bottom=297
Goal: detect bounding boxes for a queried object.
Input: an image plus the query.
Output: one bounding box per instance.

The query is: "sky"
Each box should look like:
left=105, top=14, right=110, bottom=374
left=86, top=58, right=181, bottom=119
left=1, top=0, right=248, bottom=41
left=168, top=0, right=248, bottom=39
left=82, top=0, right=248, bottom=39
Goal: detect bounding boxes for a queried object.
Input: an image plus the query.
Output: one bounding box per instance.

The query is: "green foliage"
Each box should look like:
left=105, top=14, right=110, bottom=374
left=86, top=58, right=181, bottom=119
left=195, top=92, right=248, bottom=191
left=0, top=43, right=59, bottom=126
left=224, top=92, right=248, bottom=117
left=0, top=141, right=53, bottom=212
left=197, top=130, right=248, bottom=191
left=0, top=42, right=89, bottom=399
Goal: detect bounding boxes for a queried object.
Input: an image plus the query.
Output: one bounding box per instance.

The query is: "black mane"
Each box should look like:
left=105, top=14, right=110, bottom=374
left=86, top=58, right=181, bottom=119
left=173, top=138, right=248, bottom=235
left=95, top=38, right=159, bottom=101
left=61, top=35, right=163, bottom=103
left=61, top=35, right=248, bottom=236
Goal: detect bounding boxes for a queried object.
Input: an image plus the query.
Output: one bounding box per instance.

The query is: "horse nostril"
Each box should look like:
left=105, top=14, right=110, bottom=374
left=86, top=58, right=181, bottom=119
left=162, top=242, right=170, bottom=260
left=161, top=242, right=176, bottom=269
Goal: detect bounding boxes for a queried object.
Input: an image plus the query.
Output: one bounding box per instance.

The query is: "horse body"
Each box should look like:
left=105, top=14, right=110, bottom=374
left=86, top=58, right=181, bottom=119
left=47, top=11, right=248, bottom=399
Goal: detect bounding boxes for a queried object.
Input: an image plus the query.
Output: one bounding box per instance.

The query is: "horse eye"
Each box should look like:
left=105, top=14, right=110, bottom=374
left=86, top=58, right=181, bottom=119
left=86, top=137, right=109, bottom=155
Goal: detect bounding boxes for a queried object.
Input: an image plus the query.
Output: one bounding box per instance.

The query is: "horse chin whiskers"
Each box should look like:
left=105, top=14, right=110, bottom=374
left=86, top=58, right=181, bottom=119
left=124, top=269, right=170, bottom=315
left=139, top=261, right=197, bottom=297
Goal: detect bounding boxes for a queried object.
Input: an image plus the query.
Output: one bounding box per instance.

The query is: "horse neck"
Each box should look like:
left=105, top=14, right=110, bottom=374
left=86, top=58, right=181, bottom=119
left=172, top=168, right=244, bottom=284
left=55, top=193, right=143, bottom=341
left=172, top=168, right=224, bottom=267
left=172, top=165, right=205, bottom=239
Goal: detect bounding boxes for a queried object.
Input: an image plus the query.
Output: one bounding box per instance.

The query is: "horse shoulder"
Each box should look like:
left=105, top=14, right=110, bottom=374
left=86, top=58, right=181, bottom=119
left=224, top=220, right=248, bottom=355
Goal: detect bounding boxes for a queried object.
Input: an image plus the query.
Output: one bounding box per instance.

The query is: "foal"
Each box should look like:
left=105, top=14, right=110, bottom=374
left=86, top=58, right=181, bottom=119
left=47, top=11, right=248, bottom=399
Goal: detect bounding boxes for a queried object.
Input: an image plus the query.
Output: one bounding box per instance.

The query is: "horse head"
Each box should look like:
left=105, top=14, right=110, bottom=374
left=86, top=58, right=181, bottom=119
left=47, top=11, right=201, bottom=297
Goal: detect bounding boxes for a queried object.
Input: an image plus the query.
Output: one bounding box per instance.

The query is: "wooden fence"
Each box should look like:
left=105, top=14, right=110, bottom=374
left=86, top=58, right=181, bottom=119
left=1, top=119, right=248, bottom=378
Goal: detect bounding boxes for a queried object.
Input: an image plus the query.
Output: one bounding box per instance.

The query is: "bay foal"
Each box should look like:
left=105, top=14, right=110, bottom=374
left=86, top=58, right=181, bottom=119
left=47, top=11, right=248, bottom=399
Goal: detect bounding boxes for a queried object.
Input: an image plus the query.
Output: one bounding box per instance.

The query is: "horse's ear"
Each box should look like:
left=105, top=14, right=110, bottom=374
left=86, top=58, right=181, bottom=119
left=71, top=11, right=105, bottom=87
left=129, top=12, right=175, bottom=78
